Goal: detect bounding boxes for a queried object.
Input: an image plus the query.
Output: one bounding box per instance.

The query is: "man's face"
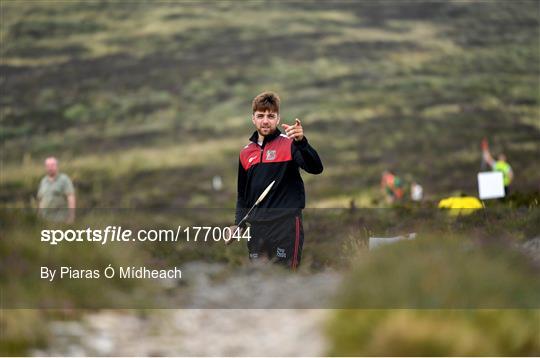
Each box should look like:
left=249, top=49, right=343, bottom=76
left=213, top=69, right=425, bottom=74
left=252, top=110, right=280, bottom=137
left=45, top=158, right=58, bottom=177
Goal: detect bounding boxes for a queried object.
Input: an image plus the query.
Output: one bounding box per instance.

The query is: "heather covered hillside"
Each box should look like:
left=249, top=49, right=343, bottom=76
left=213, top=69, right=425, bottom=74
left=2, top=1, right=539, bottom=208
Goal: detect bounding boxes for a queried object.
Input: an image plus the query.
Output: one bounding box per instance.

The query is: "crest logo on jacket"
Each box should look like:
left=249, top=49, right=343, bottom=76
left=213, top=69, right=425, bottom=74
left=266, top=150, right=276, bottom=161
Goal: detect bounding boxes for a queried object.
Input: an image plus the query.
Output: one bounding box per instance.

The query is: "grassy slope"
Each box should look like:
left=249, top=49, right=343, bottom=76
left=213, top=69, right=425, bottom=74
left=1, top=1, right=539, bottom=209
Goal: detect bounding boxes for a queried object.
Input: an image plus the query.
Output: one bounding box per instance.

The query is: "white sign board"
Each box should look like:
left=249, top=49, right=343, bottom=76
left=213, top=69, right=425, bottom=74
left=478, top=171, right=505, bottom=199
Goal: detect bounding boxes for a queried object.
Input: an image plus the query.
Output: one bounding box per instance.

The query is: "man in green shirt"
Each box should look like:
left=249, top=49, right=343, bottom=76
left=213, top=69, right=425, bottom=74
left=37, top=157, right=76, bottom=223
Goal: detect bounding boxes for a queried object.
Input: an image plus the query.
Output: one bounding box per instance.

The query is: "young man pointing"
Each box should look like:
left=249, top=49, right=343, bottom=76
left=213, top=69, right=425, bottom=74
left=231, top=91, right=323, bottom=269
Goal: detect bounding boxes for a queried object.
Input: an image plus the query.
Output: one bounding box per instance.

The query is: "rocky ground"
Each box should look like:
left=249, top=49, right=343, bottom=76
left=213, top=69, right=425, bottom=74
left=32, top=262, right=341, bottom=356
left=34, top=309, right=330, bottom=356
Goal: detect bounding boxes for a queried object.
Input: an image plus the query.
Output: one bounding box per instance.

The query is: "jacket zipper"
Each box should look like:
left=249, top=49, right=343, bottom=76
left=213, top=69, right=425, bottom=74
left=259, top=141, right=265, bottom=163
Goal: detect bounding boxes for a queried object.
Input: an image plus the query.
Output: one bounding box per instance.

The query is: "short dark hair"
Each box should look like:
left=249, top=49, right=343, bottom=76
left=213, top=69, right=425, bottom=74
left=252, top=91, right=280, bottom=114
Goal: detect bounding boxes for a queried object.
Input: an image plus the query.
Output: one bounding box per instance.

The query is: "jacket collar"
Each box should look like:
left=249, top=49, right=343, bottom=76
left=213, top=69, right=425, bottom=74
left=249, top=128, right=282, bottom=146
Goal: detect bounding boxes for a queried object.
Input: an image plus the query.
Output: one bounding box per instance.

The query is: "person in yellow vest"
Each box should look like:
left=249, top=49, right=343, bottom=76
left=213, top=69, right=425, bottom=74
left=482, top=144, right=514, bottom=194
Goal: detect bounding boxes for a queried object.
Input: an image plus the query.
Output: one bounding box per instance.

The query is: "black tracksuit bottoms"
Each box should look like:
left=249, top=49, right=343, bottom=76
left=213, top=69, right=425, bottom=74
left=247, top=213, right=304, bottom=269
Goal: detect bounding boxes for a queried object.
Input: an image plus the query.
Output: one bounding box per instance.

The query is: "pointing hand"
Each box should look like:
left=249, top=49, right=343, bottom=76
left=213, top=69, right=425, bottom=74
left=281, top=118, right=304, bottom=141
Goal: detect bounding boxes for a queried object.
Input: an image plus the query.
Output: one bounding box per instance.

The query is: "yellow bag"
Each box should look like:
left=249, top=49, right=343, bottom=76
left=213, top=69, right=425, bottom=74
left=438, top=196, right=484, bottom=216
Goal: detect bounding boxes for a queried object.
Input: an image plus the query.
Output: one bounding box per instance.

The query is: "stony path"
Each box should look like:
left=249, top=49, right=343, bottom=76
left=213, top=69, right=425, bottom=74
left=34, top=309, right=329, bottom=356
left=33, top=263, right=340, bottom=356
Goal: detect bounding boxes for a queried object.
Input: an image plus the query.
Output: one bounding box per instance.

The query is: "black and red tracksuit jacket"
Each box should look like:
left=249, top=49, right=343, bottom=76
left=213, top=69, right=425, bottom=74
left=235, top=129, right=323, bottom=224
